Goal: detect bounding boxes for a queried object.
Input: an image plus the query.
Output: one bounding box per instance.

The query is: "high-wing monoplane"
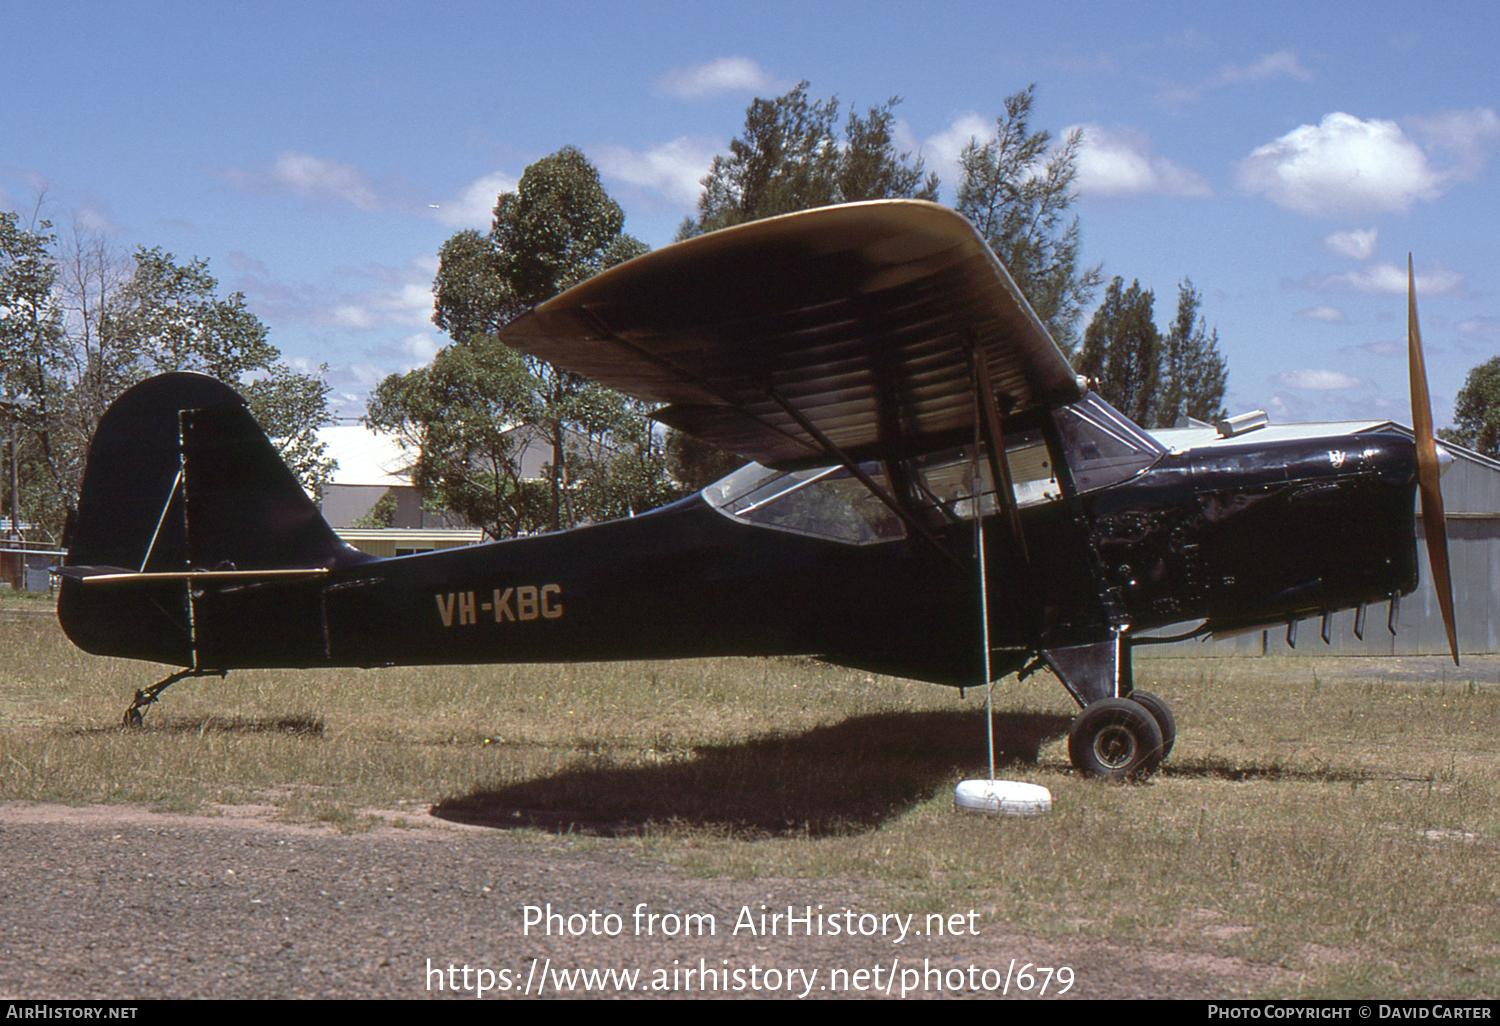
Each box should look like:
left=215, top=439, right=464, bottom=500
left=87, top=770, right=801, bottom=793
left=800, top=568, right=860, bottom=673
left=55, top=200, right=1456, bottom=780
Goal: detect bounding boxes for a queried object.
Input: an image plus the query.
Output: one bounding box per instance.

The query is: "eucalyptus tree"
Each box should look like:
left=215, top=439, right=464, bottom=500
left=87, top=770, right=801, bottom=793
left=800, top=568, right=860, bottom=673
left=421, top=147, right=657, bottom=532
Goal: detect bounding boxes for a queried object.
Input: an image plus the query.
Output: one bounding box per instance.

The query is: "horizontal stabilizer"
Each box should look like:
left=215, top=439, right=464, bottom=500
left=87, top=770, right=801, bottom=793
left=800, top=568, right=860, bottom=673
left=57, top=565, right=330, bottom=586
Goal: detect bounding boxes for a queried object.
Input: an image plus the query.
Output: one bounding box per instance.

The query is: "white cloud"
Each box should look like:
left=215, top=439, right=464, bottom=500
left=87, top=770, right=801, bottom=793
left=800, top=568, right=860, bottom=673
left=220, top=151, right=388, bottom=212
left=433, top=171, right=517, bottom=229
left=923, top=111, right=993, bottom=168
left=916, top=112, right=994, bottom=191
left=388, top=281, right=436, bottom=325
left=271, top=152, right=381, bottom=211
left=1317, top=261, right=1464, bottom=296
left=281, top=258, right=438, bottom=337
left=1159, top=49, right=1313, bottom=105
left=1324, top=228, right=1378, bottom=260
left=915, top=115, right=1211, bottom=204
left=1071, top=124, right=1211, bottom=198
left=1299, top=305, right=1346, bottom=323
left=1216, top=49, right=1313, bottom=86
left=228, top=250, right=270, bottom=277
left=1274, top=369, right=1366, bottom=390
left=398, top=332, right=441, bottom=368
left=655, top=57, right=779, bottom=99
left=330, top=305, right=377, bottom=329
left=1235, top=113, right=1442, bottom=217
left=333, top=363, right=391, bottom=391
left=1457, top=315, right=1500, bottom=340
left=595, top=137, right=720, bottom=207
left=1407, top=107, right=1500, bottom=178
left=76, top=204, right=123, bottom=233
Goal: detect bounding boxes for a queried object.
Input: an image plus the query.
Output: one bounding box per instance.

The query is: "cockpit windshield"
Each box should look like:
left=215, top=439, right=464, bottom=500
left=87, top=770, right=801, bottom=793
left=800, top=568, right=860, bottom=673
left=1053, top=393, right=1164, bottom=493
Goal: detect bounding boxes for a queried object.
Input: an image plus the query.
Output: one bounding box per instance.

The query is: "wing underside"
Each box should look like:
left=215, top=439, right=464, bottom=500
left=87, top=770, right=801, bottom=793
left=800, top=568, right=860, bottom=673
left=496, top=200, right=1081, bottom=469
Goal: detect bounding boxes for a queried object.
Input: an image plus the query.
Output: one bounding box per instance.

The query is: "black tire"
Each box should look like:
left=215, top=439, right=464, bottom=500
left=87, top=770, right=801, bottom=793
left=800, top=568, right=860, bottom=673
left=1126, top=690, right=1176, bottom=761
left=1068, top=697, right=1165, bottom=781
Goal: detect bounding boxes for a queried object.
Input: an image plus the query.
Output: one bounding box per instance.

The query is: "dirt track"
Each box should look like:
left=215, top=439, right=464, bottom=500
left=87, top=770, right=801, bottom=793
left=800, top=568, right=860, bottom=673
left=0, top=802, right=1284, bottom=1000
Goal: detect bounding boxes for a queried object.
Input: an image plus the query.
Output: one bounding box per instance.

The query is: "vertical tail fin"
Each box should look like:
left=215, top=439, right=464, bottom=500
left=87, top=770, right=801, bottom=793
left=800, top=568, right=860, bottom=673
left=59, top=372, right=368, bottom=664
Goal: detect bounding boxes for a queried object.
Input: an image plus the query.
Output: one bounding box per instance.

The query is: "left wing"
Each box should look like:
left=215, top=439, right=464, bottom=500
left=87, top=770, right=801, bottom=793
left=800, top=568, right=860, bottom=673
left=496, top=200, right=1081, bottom=469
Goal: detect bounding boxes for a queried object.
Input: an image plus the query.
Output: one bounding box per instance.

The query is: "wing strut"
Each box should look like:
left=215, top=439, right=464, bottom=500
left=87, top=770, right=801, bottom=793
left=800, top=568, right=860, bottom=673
left=761, top=385, right=957, bottom=563
left=971, top=414, right=997, bottom=777
left=969, top=342, right=1029, bottom=567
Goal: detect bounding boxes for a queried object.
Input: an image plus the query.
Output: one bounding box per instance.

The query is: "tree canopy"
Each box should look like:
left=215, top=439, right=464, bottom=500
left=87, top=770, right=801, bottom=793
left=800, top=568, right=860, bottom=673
left=0, top=212, right=66, bottom=433
left=0, top=215, right=336, bottom=543
left=678, top=82, right=939, bottom=239
left=955, top=86, right=1102, bottom=357
left=1077, top=278, right=1161, bottom=426
left=365, top=340, right=546, bottom=539
left=93, top=247, right=335, bottom=494
left=1078, top=276, right=1228, bottom=429
left=434, top=147, right=648, bottom=339
left=1440, top=356, right=1500, bottom=459
left=1158, top=280, right=1228, bottom=427
left=393, top=147, right=664, bottom=536
left=0, top=211, right=68, bottom=539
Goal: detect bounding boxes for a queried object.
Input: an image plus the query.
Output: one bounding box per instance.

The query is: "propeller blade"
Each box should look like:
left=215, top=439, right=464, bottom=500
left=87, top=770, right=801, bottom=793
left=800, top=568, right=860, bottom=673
left=1408, top=255, right=1459, bottom=665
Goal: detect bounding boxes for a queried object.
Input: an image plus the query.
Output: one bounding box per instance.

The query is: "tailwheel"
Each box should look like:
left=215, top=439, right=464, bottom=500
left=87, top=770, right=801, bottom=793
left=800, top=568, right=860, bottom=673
left=121, top=668, right=225, bottom=728
left=1068, top=697, right=1164, bottom=781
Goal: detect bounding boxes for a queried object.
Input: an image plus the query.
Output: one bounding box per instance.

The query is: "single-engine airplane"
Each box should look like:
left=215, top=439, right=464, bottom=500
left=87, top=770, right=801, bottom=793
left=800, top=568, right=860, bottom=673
left=55, top=200, right=1458, bottom=780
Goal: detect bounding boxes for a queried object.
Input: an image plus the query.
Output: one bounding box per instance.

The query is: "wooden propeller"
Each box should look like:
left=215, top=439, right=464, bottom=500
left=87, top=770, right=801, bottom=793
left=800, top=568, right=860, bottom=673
left=1408, top=255, right=1459, bottom=664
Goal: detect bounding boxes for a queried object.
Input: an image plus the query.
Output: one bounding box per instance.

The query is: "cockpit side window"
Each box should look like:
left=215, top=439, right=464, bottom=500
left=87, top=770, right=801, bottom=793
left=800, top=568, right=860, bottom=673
left=908, top=428, right=1061, bottom=521
left=1051, top=393, right=1164, bottom=493
left=701, top=393, right=1161, bottom=542
left=704, top=462, right=906, bottom=544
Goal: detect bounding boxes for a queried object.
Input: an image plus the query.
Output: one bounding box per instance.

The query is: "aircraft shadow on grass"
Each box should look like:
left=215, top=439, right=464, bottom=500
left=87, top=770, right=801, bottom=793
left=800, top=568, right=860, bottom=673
left=431, top=712, right=1402, bottom=837
left=70, top=713, right=327, bottom=738
left=1158, top=757, right=1388, bottom=785
left=431, top=709, right=1072, bottom=838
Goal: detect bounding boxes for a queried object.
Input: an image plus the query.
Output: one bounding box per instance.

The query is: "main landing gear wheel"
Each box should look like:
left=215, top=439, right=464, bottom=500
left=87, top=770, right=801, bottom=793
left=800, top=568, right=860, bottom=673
left=1125, top=690, right=1176, bottom=761
left=1068, top=697, right=1164, bottom=781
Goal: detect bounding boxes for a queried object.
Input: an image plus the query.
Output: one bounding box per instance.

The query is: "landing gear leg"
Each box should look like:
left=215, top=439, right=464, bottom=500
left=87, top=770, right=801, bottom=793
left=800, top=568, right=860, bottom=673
left=122, top=668, right=226, bottom=728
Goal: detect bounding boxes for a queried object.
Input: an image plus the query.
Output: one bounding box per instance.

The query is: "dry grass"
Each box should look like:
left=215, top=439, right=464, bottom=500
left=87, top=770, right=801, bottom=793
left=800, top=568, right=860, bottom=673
left=0, top=593, right=1496, bottom=997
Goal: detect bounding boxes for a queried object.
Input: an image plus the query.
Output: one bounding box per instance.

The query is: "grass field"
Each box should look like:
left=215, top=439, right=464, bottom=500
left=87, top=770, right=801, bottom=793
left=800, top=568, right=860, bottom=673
left=0, top=592, right=1496, bottom=998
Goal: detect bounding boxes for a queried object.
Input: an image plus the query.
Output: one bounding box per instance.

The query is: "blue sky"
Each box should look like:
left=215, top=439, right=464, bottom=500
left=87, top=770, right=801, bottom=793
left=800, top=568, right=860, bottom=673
left=5, top=0, right=1498, bottom=430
